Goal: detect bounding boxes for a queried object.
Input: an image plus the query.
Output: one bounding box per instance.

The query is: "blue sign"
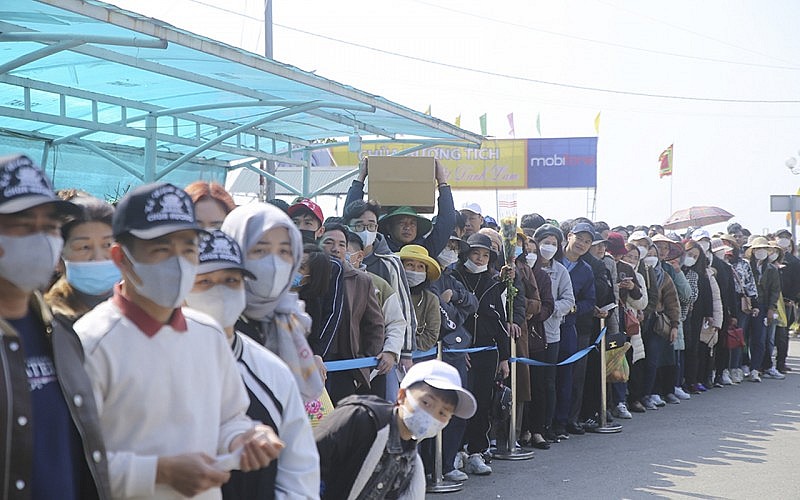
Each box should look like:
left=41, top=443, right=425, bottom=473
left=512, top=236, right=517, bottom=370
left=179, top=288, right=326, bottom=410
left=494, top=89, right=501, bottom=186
left=527, top=137, right=597, bottom=188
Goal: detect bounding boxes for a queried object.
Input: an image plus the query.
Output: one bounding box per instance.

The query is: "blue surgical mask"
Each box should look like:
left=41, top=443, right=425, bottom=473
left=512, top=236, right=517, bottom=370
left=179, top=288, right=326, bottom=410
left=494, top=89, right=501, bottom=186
left=65, top=260, right=121, bottom=296
left=291, top=272, right=304, bottom=288
left=514, top=247, right=524, bottom=258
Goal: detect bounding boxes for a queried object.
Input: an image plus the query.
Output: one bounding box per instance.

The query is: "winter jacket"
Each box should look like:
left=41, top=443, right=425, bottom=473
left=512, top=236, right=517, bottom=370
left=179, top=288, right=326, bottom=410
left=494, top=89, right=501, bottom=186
left=711, top=255, right=738, bottom=319
left=338, top=265, right=386, bottom=386
left=780, top=252, right=800, bottom=302
left=410, top=286, right=442, bottom=352
left=540, top=261, right=575, bottom=344
left=451, top=264, right=511, bottom=361
left=562, top=256, right=596, bottom=330
left=429, top=268, right=479, bottom=352
left=752, top=257, right=782, bottom=311
left=368, top=272, right=406, bottom=360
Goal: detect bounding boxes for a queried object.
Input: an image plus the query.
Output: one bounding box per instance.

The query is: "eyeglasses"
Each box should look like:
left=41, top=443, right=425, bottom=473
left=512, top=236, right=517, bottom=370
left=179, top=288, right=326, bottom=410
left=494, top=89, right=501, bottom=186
left=350, top=223, right=378, bottom=232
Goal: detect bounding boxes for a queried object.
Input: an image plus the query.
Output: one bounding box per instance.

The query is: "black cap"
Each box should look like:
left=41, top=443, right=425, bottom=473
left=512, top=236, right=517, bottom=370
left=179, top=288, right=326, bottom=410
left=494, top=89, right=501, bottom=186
left=460, top=233, right=498, bottom=262
left=0, top=155, right=81, bottom=216
left=197, top=230, right=256, bottom=280
left=570, top=222, right=596, bottom=235
left=113, top=182, right=204, bottom=239
left=533, top=223, right=563, bottom=244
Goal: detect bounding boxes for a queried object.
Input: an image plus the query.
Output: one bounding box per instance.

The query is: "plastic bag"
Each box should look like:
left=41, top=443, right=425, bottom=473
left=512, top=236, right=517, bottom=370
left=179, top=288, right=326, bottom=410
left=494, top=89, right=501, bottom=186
left=305, top=389, right=334, bottom=428
left=606, top=342, right=631, bottom=383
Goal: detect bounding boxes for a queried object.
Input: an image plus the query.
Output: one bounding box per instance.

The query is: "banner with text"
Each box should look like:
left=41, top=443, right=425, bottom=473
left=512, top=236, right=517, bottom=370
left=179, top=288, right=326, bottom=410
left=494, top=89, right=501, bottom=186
left=328, top=137, right=596, bottom=190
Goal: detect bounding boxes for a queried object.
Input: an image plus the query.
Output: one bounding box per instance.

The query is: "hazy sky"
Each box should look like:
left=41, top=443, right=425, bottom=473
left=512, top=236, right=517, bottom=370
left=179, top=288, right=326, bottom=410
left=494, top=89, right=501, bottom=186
left=110, top=0, right=800, bottom=234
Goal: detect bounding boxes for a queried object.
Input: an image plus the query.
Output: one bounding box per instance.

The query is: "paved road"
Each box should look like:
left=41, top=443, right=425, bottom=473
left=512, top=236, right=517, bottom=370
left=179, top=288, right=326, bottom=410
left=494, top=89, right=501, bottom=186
left=430, top=339, right=800, bottom=499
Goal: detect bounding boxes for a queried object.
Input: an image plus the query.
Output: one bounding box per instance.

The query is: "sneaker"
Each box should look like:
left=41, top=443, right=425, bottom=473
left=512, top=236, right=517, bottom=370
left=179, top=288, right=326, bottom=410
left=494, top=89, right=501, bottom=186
left=749, top=370, right=762, bottom=383
left=566, top=422, right=585, bottom=435
left=612, top=402, right=633, bottom=419
left=464, top=453, right=492, bottom=475
left=640, top=396, right=658, bottom=410
left=674, top=386, right=691, bottom=400
left=553, top=423, right=570, bottom=440
left=582, top=417, right=600, bottom=430
left=454, top=451, right=468, bottom=470
left=696, top=383, right=708, bottom=392
left=764, top=367, right=786, bottom=380
left=742, top=365, right=750, bottom=377
left=721, top=369, right=733, bottom=385
left=730, top=368, right=743, bottom=384
left=664, top=393, right=681, bottom=404
left=686, top=384, right=701, bottom=395
left=651, top=394, right=667, bottom=407
left=443, top=469, right=468, bottom=482
left=543, top=428, right=560, bottom=443
left=629, top=400, right=647, bottom=413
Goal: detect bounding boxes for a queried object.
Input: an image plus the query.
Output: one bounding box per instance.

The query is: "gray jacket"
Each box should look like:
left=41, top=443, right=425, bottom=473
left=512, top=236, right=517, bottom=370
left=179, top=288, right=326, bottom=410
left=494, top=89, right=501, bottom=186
left=0, top=292, right=111, bottom=500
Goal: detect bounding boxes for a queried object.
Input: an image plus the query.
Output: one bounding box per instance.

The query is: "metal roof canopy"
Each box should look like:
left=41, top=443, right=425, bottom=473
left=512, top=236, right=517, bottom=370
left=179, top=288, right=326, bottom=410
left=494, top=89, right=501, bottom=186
left=0, top=0, right=482, bottom=196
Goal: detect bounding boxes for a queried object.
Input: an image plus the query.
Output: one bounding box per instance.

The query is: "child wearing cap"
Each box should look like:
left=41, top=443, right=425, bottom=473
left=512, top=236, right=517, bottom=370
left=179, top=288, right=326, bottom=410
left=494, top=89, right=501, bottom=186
left=184, top=230, right=319, bottom=499
left=314, top=360, right=476, bottom=500
left=74, top=183, right=283, bottom=499
left=398, top=245, right=442, bottom=353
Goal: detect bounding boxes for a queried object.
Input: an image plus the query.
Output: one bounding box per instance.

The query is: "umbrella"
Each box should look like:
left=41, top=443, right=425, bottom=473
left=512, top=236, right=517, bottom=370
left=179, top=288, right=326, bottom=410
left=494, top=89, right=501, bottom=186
left=663, top=206, right=734, bottom=230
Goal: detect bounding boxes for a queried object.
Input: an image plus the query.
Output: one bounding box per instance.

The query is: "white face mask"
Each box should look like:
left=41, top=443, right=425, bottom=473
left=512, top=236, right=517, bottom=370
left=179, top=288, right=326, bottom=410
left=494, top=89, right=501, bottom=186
left=539, top=243, right=558, bottom=261
left=637, top=245, right=648, bottom=261
left=697, top=240, right=710, bottom=252
left=713, top=250, right=727, bottom=261
left=401, top=392, right=447, bottom=440
left=754, top=249, right=769, bottom=261
left=0, top=233, right=62, bottom=292
left=406, top=270, right=426, bottom=287
left=643, top=256, right=659, bottom=268
left=246, top=254, right=294, bottom=299
left=463, top=259, right=488, bottom=274
left=768, top=252, right=779, bottom=263
left=437, top=248, right=459, bottom=268
left=123, top=247, right=197, bottom=309
left=526, top=253, right=538, bottom=268
left=683, top=255, right=697, bottom=268
left=355, top=230, right=377, bottom=249
left=185, top=285, right=246, bottom=328
left=777, top=237, right=791, bottom=249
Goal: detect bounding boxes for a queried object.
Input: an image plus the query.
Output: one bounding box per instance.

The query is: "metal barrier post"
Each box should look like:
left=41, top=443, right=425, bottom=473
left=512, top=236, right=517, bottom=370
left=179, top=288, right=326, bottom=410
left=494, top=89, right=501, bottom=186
left=426, top=341, right=463, bottom=494
left=493, top=334, right=535, bottom=460
left=587, top=318, right=622, bottom=434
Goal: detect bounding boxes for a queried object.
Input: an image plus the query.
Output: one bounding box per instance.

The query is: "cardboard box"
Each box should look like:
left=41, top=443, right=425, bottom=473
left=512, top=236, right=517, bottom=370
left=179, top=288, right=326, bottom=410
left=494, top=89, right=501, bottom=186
left=367, top=156, right=436, bottom=213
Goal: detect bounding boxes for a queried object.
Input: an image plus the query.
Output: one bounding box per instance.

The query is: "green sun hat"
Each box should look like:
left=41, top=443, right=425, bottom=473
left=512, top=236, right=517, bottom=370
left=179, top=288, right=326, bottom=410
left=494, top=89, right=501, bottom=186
left=378, top=206, right=433, bottom=236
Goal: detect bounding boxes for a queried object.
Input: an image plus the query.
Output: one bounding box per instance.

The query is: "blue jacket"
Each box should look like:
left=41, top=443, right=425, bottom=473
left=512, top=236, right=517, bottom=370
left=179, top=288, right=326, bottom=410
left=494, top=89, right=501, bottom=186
left=561, top=257, right=596, bottom=328
left=429, top=268, right=479, bottom=350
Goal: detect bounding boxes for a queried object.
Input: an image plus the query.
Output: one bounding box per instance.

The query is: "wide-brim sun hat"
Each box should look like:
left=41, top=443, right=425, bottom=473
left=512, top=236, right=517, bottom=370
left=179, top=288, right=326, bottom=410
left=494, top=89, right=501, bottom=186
left=397, top=244, right=441, bottom=282
left=378, top=206, right=433, bottom=236
left=652, top=233, right=684, bottom=261
left=744, top=236, right=772, bottom=259
left=400, top=359, right=477, bottom=419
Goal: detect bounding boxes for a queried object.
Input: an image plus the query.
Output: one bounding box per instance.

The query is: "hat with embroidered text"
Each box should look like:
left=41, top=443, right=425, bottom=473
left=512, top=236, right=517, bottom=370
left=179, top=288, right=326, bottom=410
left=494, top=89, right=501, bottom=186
left=691, top=228, right=711, bottom=241
left=113, top=182, right=204, bottom=239
left=0, top=155, right=81, bottom=216
left=400, top=360, right=477, bottom=419
left=460, top=202, right=482, bottom=215
left=287, top=198, right=324, bottom=226
left=197, top=230, right=256, bottom=280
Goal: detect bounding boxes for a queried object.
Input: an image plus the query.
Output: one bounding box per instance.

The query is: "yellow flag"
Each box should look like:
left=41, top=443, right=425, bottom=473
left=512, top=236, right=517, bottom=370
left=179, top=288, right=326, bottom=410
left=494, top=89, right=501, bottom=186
left=594, top=111, right=601, bottom=135
left=424, top=105, right=431, bottom=115
left=455, top=115, right=461, bottom=128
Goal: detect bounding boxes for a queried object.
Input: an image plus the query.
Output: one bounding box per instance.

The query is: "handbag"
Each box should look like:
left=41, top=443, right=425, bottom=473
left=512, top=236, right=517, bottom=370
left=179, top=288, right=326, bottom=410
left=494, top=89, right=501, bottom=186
left=731, top=268, right=753, bottom=314
left=651, top=311, right=671, bottom=339
left=624, top=307, right=641, bottom=336
left=699, top=319, right=718, bottom=347
left=725, top=319, right=745, bottom=349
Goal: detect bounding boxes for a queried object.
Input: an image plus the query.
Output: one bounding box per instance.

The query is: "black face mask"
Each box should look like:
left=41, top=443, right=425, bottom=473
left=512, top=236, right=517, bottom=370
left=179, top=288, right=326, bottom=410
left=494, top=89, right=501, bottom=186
left=299, top=229, right=317, bottom=245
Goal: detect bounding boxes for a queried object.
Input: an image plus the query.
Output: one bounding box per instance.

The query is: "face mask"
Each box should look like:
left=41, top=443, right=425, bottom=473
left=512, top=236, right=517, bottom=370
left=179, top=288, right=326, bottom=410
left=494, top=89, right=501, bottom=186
left=526, top=253, right=538, bottom=268
left=246, top=254, right=294, bottom=299
left=539, top=243, right=558, bottom=261
left=355, top=230, right=377, bottom=248
left=406, top=270, right=426, bottom=287
left=437, top=248, right=458, bottom=268
left=683, top=256, right=697, bottom=267
left=291, top=272, right=304, bottom=289
left=713, top=250, right=727, bottom=261
left=0, top=233, right=63, bottom=292
left=643, top=256, right=659, bottom=268
left=65, top=260, right=121, bottom=295
left=401, top=392, right=447, bottom=440
left=697, top=240, right=710, bottom=252
left=768, top=252, right=779, bottom=263
left=777, top=237, right=791, bottom=249
left=185, top=285, right=246, bottom=328
left=299, top=229, right=317, bottom=245
left=463, top=259, right=488, bottom=274
left=514, top=246, right=524, bottom=258
left=754, top=249, right=769, bottom=261
left=122, top=248, right=197, bottom=309
left=637, top=245, right=648, bottom=261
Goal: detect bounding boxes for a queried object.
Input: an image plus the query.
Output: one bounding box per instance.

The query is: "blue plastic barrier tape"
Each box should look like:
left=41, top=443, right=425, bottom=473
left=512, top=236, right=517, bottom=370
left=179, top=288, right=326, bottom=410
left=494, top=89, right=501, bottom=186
left=510, top=327, right=607, bottom=367
left=412, top=347, right=438, bottom=359
left=444, top=346, right=498, bottom=354
left=324, top=357, right=378, bottom=372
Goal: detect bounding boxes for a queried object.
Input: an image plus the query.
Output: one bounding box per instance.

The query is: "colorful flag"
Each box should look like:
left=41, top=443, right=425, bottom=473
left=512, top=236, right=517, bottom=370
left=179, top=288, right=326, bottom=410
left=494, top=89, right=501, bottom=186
left=536, top=113, right=541, bottom=137
left=659, top=144, right=673, bottom=178
left=594, top=111, right=601, bottom=135
left=507, top=112, right=515, bottom=137
left=455, top=114, right=461, bottom=128
left=424, top=105, right=431, bottom=115
left=479, top=113, right=487, bottom=136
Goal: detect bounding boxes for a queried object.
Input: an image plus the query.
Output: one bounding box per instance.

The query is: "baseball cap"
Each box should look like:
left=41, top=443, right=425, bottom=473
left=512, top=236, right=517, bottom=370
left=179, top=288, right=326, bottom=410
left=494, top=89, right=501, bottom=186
left=400, top=360, right=477, bottom=419
left=591, top=232, right=608, bottom=246
left=570, top=222, right=595, bottom=236
left=775, top=228, right=792, bottom=238
left=460, top=202, right=482, bottom=215
left=287, top=198, right=324, bottom=226
left=482, top=215, right=498, bottom=228
left=0, top=155, right=81, bottom=216
left=691, top=228, right=711, bottom=241
left=112, top=182, right=204, bottom=239
left=197, top=230, right=256, bottom=280
left=628, top=230, right=652, bottom=246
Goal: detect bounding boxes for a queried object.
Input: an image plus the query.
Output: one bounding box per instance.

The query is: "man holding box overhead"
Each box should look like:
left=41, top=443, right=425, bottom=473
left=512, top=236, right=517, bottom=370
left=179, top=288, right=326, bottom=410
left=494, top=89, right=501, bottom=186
left=345, top=157, right=455, bottom=257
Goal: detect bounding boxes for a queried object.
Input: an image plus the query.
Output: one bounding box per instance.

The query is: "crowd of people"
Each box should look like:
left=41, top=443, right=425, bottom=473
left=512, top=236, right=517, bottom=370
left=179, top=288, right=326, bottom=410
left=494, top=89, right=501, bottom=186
left=2, top=153, right=796, bottom=499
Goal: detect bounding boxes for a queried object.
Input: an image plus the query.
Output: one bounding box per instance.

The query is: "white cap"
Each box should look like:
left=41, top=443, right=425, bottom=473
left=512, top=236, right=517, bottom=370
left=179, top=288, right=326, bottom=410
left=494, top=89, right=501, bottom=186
left=400, top=360, right=477, bottom=419
left=628, top=230, right=652, bottom=246
left=691, top=228, right=711, bottom=241
left=460, top=202, right=482, bottom=216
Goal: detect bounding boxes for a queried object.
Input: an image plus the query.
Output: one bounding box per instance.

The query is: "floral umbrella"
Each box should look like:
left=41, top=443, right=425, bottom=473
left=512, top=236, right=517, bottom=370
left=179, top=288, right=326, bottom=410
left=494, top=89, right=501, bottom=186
left=663, top=206, right=734, bottom=230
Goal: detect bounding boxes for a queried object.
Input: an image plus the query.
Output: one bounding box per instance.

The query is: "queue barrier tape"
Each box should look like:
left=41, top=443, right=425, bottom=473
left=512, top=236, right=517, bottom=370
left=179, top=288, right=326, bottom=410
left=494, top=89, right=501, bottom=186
left=323, top=329, right=607, bottom=373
